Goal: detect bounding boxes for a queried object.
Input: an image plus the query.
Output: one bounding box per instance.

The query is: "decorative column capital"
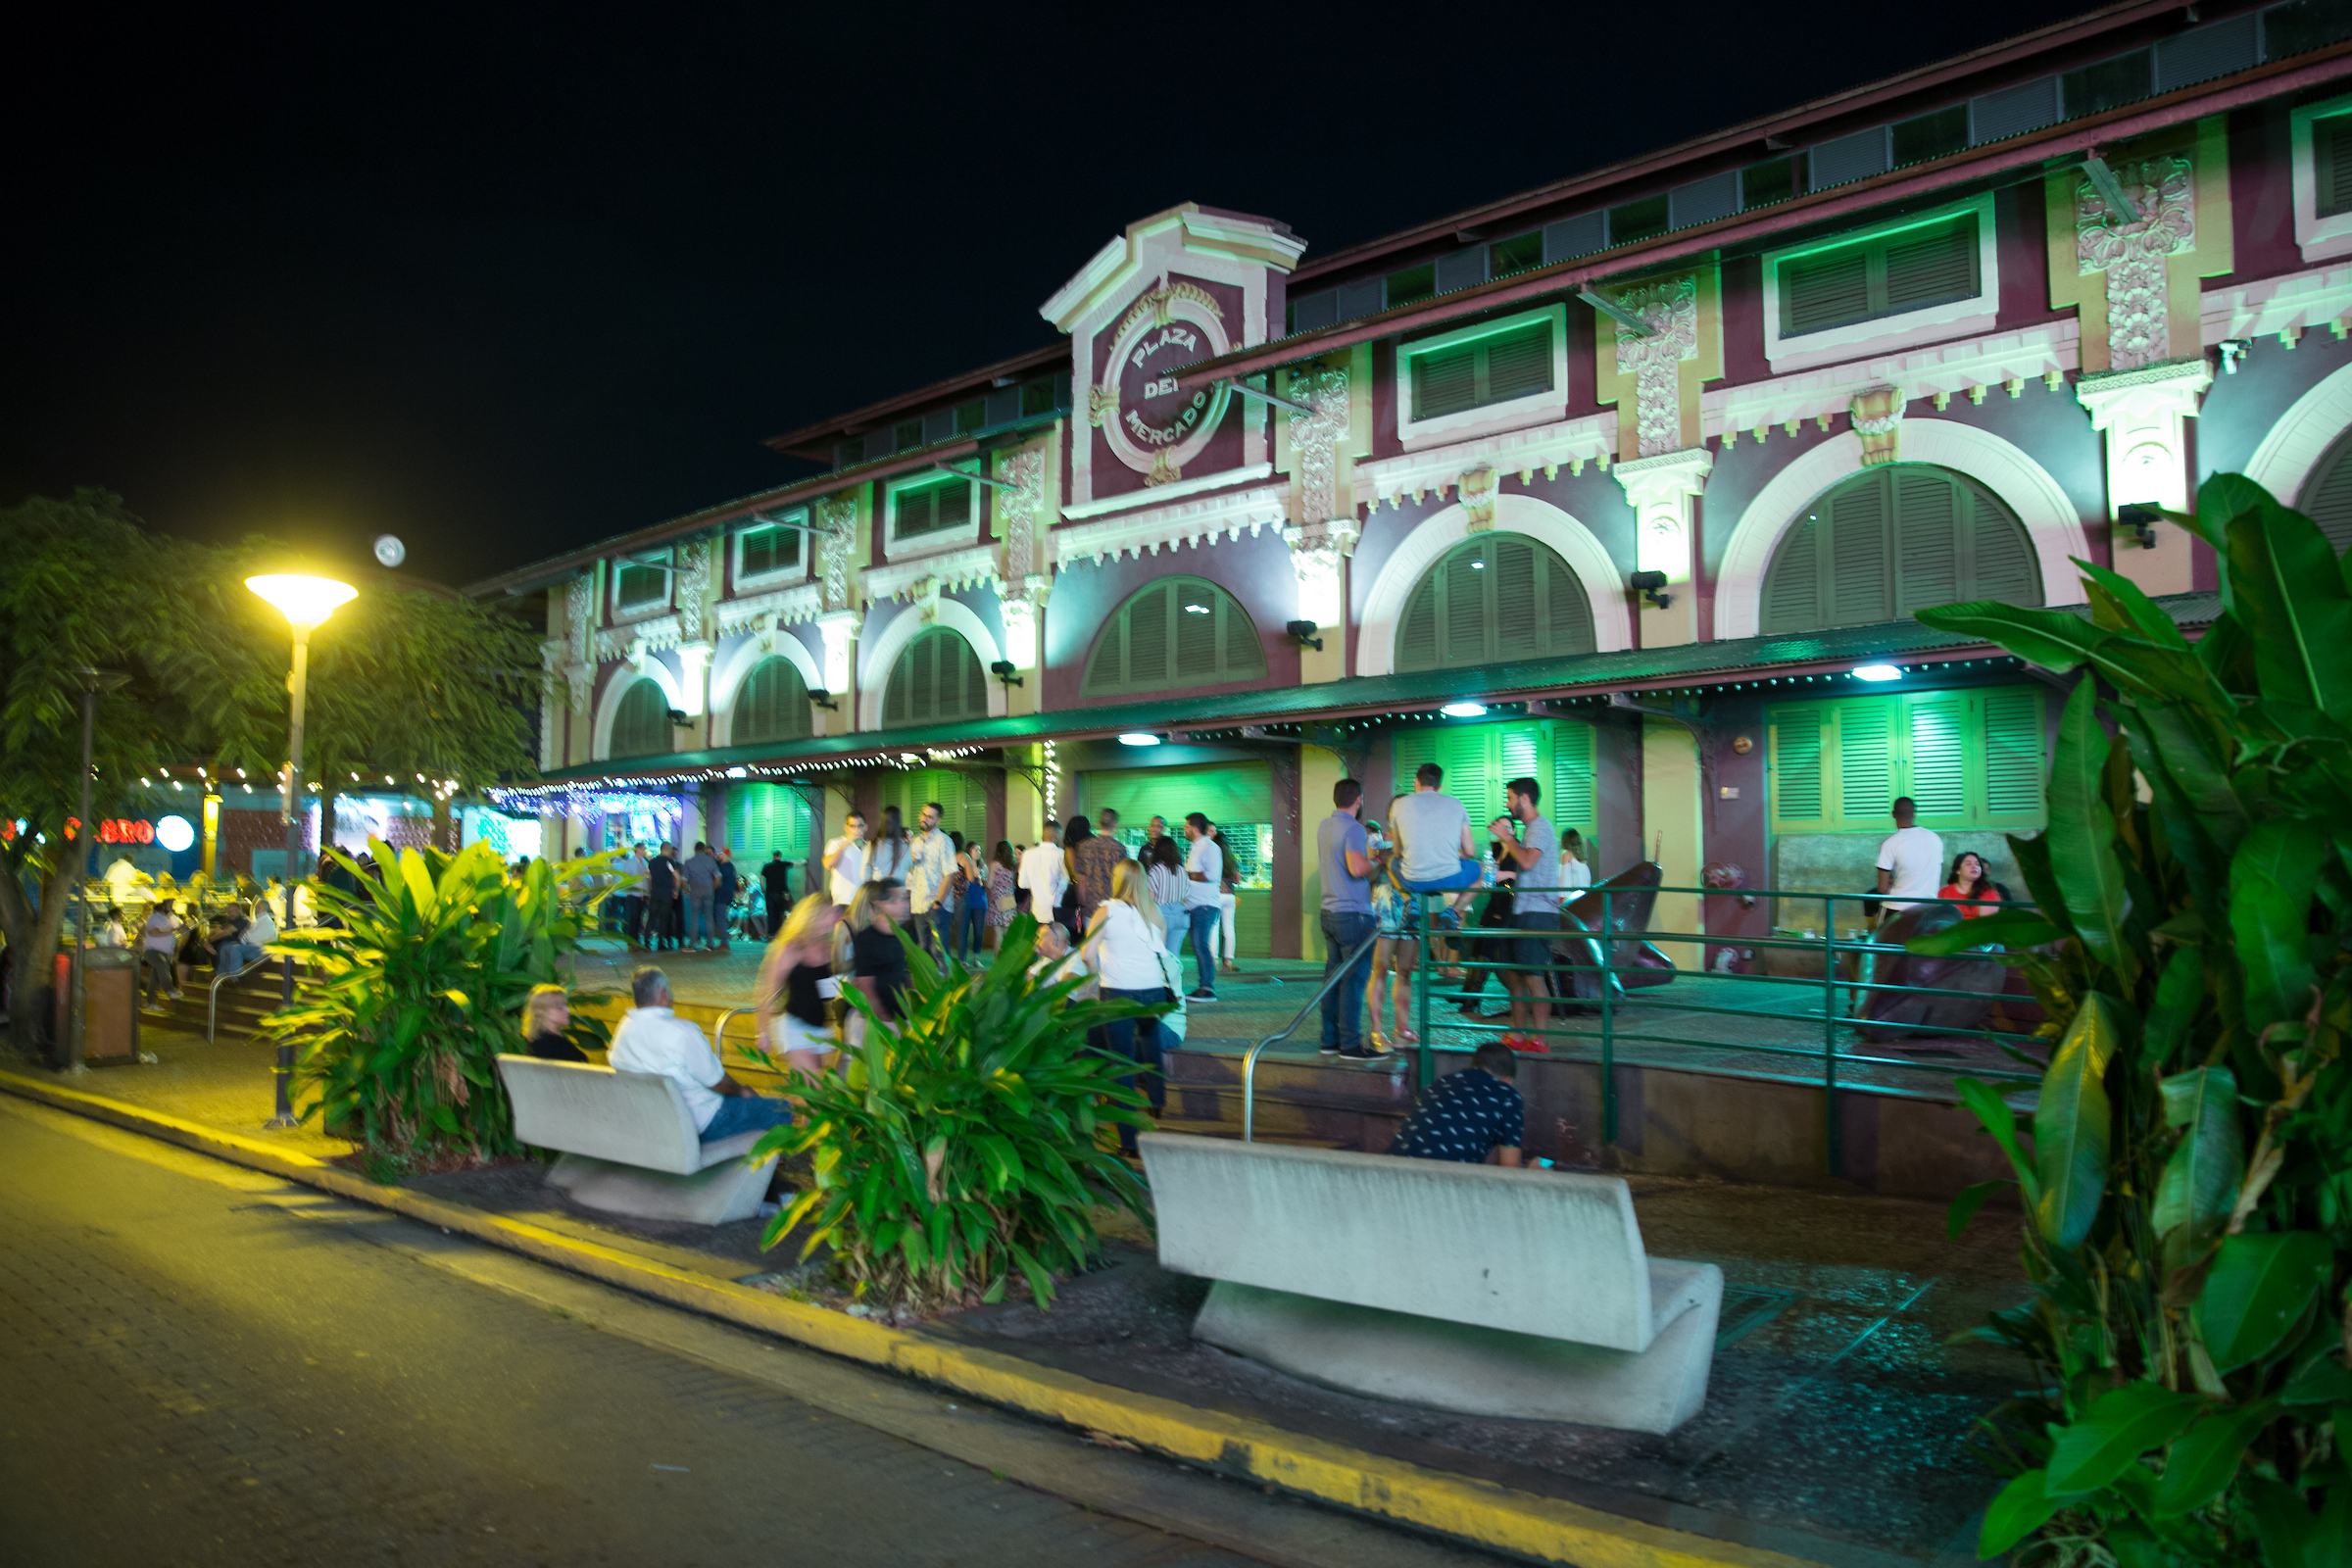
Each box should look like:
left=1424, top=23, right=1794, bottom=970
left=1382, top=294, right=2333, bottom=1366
left=2073, top=357, right=2214, bottom=430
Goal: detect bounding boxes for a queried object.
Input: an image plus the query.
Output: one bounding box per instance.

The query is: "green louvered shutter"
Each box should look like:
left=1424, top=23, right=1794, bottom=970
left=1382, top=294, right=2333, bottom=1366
left=1411, top=343, right=1478, bottom=420
left=1550, top=720, right=1596, bottom=843
left=1782, top=247, right=1872, bottom=336
left=1828, top=474, right=1891, bottom=625
left=1496, top=721, right=1550, bottom=809
left=2298, top=427, right=2352, bottom=554
left=2318, top=115, right=2352, bottom=219
left=1893, top=471, right=1960, bottom=613
left=1127, top=581, right=1170, bottom=686
left=1544, top=547, right=1595, bottom=654
left=1444, top=546, right=1487, bottom=664
left=1964, top=485, right=2043, bottom=606
left=1983, top=688, right=2045, bottom=821
left=733, top=657, right=809, bottom=745
left=1493, top=537, right=1541, bottom=659
left=1906, top=696, right=1968, bottom=818
left=611, top=678, right=670, bottom=759
left=1770, top=707, right=1827, bottom=827
left=884, top=627, right=987, bottom=728
left=1390, top=727, right=1438, bottom=816
left=1838, top=702, right=1897, bottom=821
left=1881, top=219, right=1979, bottom=314
left=1760, top=515, right=1822, bottom=634
left=726, top=783, right=814, bottom=862
left=1483, top=321, right=1553, bottom=402
left=1083, top=577, right=1262, bottom=696
left=1173, top=579, right=1219, bottom=679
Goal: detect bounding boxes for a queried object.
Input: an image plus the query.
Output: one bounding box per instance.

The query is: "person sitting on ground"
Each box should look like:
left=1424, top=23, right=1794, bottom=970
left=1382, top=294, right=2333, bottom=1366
left=753, top=893, right=844, bottom=1080
left=1387, top=1041, right=1529, bottom=1166
left=606, top=966, right=789, bottom=1143
left=521, top=983, right=588, bottom=1062
left=1938, top=851, right=2003, bottom=919
left=846, top=878, right=912, bottom=1027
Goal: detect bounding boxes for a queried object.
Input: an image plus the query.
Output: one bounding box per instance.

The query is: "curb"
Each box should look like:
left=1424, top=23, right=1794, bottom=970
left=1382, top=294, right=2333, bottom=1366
left=0, top=1067, right=1829, bottom=1568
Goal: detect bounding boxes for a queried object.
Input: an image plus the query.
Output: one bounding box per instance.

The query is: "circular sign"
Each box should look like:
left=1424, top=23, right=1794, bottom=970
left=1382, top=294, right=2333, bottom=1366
left=155, top=814, right=195, bottom=853
left=1097, top=280, right=1232, bottom=483
left=373, top=534, right=407, bottom=568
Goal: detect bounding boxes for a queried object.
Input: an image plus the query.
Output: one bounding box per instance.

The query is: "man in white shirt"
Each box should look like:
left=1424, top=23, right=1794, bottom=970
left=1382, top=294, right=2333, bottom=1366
left=138, top=900, right=182, bottom=1004
left=904, top=802, right=954, bottom=957
left=1875, top=797, right=1945, bottom=925
left=823, top=812, right=869, bottom=906
left=1179, top=814, right=1224, bottom=1002
left=605, top=967, right=792, bottom=1144
left=1019, top=822, right=1066, bottom=929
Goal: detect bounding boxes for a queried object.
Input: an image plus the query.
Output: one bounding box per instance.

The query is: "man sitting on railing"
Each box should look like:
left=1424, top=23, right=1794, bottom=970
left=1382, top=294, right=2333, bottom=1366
left=1390, top=763, right=1483, bottom=906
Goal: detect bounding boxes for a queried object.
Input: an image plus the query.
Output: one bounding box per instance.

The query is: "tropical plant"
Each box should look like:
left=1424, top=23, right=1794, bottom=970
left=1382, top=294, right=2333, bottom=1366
left=756, top=915, right=1160, bottom=1311
left=1912, top=475, right=2352, bottom=1564
left=261, top=838, right=617, bottom=1160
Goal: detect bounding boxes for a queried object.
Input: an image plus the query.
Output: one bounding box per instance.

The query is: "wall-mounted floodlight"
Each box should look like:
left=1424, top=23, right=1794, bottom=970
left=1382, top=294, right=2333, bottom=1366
left=1118, top=732, right=1163, bottom=747
left=1851, top=664, right=1903, bottom=683
left=1441, top=702, right=1490, bottom=718
left=1286, top=618, right=1325, bottom=652
left=1629, top=569, right=1673, bottom=611
left=2118, top=503, right=2162, bottom=550
left=808, top=687, right=839, bottom=711
left=989, top=659, right=1024, bottom=688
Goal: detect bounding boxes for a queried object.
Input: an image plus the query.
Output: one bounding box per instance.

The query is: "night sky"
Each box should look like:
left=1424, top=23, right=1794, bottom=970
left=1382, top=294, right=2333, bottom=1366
left=8, top=2, right=2068, bottom=588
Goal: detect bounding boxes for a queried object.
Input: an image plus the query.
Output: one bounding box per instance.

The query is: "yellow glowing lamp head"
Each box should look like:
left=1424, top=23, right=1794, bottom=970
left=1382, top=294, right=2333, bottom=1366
left=246, top=573, right=358, bottom=629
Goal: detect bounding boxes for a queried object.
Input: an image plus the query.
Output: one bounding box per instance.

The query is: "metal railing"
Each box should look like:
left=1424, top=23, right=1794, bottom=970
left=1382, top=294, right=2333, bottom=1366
left=711, top=1005, right=755, bottom=1061
left=1240, top=934, right=1383, bottom=1142
left=205, top=958, right=281, bottom=1042
left=1390, top=883, right=2044, bottom=1177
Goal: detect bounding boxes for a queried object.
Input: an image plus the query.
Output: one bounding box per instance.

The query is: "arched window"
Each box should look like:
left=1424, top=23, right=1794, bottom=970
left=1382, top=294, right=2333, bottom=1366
left=1396, top=533, right=1594, bottom=672
left=1082, top=575, right=1266, bottom=697
left=883, top=626, right=989, bottom=728
left=610, top=677, right=672, bottom=759
left=2296, top=424, right=2352, bottom=553
left=1760, top=465, right=2040, bottom=634
left=732, top=657, right=810, bottom=746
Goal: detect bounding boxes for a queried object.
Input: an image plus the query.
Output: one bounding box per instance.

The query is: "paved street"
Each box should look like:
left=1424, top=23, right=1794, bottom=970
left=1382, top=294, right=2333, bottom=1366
left=0, top=1098, right=1271, bottom=1568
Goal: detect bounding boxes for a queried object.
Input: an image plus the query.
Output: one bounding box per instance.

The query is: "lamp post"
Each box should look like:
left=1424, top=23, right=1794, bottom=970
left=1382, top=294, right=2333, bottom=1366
left=245, top=572, right=357, bottom=1127
left=66, top=667, right=129, bottom=1073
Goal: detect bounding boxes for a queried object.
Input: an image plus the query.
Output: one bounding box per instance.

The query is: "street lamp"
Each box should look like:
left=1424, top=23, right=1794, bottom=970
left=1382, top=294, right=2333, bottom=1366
left=246, top=571, right=356, bottom=1127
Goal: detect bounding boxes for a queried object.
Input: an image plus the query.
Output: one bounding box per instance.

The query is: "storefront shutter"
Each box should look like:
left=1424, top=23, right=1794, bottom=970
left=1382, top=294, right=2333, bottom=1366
left=2298, top=426, right=2352, bottom=553
left=1769, top=707, right=1827, bottom=825
left=725, top=783, right=815, bottom=863
left=1837, top=702, right=1897, bottom=820
left=880, top=767, right=990, bottom=847
left=1550, top=720, right=1596, bottom=844
left=1907, top=696, right=1968, bottom=817
left=1982, top=689, right=2045, bottom=817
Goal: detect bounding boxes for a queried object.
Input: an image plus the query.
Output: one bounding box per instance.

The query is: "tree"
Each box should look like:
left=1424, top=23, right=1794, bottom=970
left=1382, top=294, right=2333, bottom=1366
left=0, top=492, right=222, bottom=1055
left=0, top=491, right=544, bottom=1059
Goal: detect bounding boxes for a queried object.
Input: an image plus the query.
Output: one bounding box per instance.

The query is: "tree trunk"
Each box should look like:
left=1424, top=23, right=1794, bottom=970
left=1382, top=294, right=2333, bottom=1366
left=1, top=842, right=89, bottom=1061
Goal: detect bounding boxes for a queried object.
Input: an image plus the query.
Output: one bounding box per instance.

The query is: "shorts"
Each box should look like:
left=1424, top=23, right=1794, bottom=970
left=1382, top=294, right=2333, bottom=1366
left=1514, top=909, right=1562, bottom=971
left=772, top=1012, right=840, bottom=1059
left=1375, top=936, right=1418, bottom=969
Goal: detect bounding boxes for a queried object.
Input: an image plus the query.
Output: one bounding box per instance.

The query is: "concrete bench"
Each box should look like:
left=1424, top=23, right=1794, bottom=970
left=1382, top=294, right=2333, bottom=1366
left=496, top=1055, right=778, bottom=1225
left=1138, top=1132, right=1722, bottom=1433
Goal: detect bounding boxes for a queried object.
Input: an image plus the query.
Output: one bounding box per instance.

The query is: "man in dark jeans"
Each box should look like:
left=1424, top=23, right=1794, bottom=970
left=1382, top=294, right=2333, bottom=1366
left=647, top=843, right=681, bottom=952
left=1315, top=779, right=1379, bottom=1062
left=760, top=852, right=793, bottom=941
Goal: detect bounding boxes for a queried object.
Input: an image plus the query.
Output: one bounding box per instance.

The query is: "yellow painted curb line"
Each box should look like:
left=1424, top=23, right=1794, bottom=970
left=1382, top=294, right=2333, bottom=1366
left=0, top=1068, right=1827, bottom=1568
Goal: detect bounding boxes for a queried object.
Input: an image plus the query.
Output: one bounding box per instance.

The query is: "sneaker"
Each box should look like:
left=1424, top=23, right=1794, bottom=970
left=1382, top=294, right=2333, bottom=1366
left=1319, top=1041, right=1341, bottom=1055
left=1185, top=989, right=1217, bottom=1003
left=1502, top=1032, right=1550, bottom=1054
left=1337, top=1044, right=1386, bottom=1064
left=1361, top=1034, right=1396, bottom=1057
left=168, top=990, right=184, bottom=1001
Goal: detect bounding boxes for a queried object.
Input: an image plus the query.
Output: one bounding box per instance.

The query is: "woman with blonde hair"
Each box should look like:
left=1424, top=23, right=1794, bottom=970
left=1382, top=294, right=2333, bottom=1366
left=1084, top=859, right=1169, bottom=1152
left=754, top=893, right=844, bottom=1080
left=521, top=984, right=587, bottom=1061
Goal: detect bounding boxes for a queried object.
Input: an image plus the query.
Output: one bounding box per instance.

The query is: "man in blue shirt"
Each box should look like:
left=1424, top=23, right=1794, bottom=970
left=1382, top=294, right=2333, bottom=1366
left=1316, top=779, right=1377, bottom=1061
left=1387, top=1043, right=1527, bottom=1164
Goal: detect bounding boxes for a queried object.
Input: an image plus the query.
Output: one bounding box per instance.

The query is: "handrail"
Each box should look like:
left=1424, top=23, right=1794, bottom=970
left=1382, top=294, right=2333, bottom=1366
left=205, top=958, right=276, bottom=1043
left=711, top=1005, right=754, bottom=1061
left=1241, top=934, right=1383, bottom=1143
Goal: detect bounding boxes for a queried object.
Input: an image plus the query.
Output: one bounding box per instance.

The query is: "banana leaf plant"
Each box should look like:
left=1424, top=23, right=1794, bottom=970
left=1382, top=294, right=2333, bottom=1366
left=1910, top=475, right=2352, bottom=1564
left=753, top=914, right=1159, bottom=1312
left=259, top=837, right=619, bottom=1160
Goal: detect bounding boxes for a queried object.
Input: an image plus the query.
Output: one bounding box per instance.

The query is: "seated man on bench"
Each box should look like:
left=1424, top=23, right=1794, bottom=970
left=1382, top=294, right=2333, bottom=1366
left=1388, top=1041, right=1527, bottom=1166
left=607, top=966, right=791, bottom=1144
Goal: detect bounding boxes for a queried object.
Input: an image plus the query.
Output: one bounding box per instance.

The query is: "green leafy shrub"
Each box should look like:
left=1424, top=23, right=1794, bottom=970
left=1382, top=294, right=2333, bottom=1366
left=756, top=914, right=1159, bottom=1311
left=1913, top=476, right=2352, bottom=1563
left=262, top=838, right=616, bottom=1160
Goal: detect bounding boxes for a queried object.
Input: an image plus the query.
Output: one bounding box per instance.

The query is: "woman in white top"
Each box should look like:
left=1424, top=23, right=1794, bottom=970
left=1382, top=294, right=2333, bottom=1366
left=867, top=806, right=911, bottom=884
left=1142, top=835, right=1187, bottom=953
left=1558, top=828, right=1593, bottom=894
left=1084, top=860, right=1170, bottom=1152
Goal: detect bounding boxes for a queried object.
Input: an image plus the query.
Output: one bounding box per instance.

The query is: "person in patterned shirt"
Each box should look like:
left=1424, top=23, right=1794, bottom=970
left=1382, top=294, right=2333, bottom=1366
left=1385, top=1042, right=1527, bottom=1165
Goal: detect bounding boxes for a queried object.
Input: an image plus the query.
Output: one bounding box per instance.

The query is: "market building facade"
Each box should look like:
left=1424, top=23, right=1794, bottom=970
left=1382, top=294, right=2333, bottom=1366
left=468, top=0, right=2352, bottom=962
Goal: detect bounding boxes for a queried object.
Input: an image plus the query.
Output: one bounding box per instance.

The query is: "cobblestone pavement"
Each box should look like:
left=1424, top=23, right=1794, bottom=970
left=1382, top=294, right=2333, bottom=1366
left=0, top=1100, right=1252, bottom=1568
